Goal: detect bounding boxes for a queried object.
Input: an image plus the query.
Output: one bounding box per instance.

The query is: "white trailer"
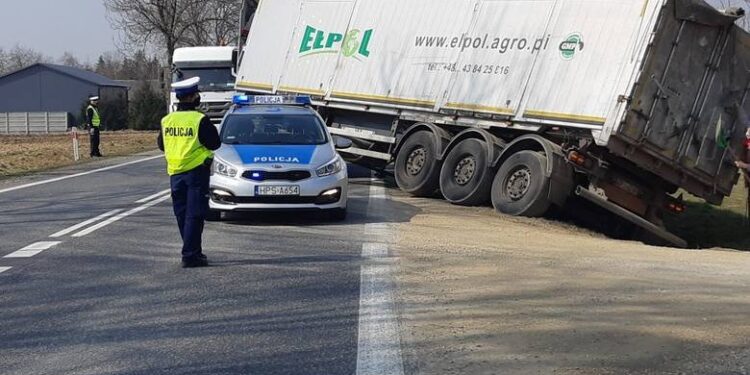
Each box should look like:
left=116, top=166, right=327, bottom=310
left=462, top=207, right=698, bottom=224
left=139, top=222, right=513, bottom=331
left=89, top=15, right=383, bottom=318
left=236, top=0, right=750, bottom=247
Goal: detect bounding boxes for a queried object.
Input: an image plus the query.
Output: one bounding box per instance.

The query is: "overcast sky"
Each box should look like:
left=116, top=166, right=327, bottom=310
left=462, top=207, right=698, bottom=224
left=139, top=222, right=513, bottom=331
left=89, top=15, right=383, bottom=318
left=0, top=0, right=119, bottom=63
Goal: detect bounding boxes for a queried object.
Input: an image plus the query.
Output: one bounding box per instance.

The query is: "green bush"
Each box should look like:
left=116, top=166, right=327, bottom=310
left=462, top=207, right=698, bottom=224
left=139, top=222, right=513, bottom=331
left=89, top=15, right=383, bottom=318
left=129, top=81, right=167, bottom=130
left=77, top=99, right=128, bottom=130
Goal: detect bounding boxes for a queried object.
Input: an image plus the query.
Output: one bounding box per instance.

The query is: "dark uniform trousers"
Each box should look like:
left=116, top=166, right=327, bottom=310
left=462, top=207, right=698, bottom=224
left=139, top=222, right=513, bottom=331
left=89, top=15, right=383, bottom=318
left=170, top=163, right=211, bottom=260
left=90, top=127, right=101, bottom=156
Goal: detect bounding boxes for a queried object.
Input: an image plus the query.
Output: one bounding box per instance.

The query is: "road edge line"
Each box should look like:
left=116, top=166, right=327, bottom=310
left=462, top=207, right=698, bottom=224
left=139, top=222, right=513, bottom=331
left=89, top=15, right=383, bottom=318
left=0, top=155, right=162, bottom=195
left=356, top=181, right=405, bottom=375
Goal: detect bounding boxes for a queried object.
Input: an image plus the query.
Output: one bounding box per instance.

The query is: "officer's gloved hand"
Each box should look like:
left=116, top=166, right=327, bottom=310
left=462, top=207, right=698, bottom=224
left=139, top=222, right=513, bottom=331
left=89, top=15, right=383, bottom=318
left=89, top=127, right=95, bottom=135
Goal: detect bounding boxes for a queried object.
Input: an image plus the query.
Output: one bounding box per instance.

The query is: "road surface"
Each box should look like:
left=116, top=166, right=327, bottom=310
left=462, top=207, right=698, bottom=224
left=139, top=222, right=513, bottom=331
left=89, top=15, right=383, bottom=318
left=0, top=152, right=412, bottom=375
left=3, top=152, right=750, bottom=375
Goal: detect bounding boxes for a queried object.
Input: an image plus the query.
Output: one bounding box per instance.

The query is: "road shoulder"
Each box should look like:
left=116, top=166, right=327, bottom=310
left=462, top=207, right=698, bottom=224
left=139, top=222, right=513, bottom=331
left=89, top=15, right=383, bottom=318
left=391, top=192, right=750, bottom=375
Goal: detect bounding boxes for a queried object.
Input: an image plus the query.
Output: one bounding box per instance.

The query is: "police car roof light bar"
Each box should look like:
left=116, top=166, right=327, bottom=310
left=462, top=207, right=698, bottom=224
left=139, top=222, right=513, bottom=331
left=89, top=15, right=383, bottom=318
left=232, top=94, right=312, bottom=106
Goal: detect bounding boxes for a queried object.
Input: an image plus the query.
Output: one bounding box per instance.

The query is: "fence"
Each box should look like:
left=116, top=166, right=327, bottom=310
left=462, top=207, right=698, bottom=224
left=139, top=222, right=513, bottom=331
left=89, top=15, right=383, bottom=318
left=0, top=112, right=70, bottom=134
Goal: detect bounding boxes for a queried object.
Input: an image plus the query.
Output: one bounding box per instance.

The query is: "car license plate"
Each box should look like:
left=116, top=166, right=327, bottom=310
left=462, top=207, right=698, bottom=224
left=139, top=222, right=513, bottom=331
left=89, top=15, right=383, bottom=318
left=255, top=185, right=300, bottom=196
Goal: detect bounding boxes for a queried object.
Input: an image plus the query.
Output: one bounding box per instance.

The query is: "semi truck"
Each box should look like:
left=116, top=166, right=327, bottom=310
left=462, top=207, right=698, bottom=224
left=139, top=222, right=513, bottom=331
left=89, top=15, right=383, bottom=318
left=234, top=0, right=750, bottom=247
left=170, top=46, right=238, bottom=124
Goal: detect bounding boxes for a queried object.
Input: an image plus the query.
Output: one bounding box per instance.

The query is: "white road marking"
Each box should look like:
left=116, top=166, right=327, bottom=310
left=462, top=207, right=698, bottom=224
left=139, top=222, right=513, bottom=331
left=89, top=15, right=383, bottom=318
left=0, top=267, right=11, bottom=274
left=49, top=209, right=124, bottom=238
left=135, top=189, right=171, bottom=203
left=0, top=155, right=162, bottom=195
left=356, top=182, right=404, bottom=375
left=4, top=241, right=62, bottom=258
left=349, top=177, right=382, bottom=183
left=72, top=194, right=171, bottom=237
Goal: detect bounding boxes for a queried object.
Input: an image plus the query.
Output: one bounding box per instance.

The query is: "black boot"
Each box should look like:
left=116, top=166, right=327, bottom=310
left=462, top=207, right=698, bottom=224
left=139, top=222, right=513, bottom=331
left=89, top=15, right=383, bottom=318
left=181, top=257, right=208, bottom=268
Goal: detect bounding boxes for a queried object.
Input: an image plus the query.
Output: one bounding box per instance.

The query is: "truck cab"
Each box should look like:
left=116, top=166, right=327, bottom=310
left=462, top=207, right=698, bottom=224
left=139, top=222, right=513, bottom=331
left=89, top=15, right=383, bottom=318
left=170, top=46, right=238, bottom=125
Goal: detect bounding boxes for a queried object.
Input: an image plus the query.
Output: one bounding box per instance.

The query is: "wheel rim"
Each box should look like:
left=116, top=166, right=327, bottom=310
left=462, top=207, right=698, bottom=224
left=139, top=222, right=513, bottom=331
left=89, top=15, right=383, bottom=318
left=406, top=147, right=427, bottom=176
left=505, top=166, right=532, bottom=200
left=453, top=156, right=476, bottom=186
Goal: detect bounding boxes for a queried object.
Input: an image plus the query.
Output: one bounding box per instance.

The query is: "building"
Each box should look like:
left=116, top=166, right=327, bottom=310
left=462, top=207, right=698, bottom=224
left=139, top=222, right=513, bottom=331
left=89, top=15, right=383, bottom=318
left=0, top=63, right=128, bottom=127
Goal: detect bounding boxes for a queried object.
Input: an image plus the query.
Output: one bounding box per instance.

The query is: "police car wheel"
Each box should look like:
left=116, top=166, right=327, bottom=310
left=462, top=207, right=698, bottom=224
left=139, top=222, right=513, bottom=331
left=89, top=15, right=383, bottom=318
left=439, top=138, right=493, bottom=206
left=491, top=150, right=551, bottom=217
left=395, top=131, right=442, bottom=197
left=328, top=208, right=347, bottom=221
left=206, top=209, right=223, bottom=222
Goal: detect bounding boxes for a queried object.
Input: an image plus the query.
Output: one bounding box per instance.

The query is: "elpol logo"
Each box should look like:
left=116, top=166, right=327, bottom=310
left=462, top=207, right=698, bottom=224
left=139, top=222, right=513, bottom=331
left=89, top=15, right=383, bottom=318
left=559, top=33, right=584, bottom=60
left=299, top=26, right=373, bottom=60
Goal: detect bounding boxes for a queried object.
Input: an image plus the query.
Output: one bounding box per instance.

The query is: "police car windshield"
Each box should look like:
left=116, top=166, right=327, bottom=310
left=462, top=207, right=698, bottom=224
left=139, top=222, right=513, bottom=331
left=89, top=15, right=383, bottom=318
left=221, top=114, right=327, bottom=145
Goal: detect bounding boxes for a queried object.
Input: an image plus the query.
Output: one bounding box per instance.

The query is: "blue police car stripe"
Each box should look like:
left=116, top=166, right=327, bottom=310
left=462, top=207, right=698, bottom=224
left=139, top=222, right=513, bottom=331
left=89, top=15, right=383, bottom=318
left=232, top=145, right=317, bottom=164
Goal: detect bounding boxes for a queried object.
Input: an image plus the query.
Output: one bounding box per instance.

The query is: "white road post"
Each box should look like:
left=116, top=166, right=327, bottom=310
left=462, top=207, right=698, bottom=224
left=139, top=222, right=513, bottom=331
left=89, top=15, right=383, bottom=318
left=71, top=126, right=80, bottom=161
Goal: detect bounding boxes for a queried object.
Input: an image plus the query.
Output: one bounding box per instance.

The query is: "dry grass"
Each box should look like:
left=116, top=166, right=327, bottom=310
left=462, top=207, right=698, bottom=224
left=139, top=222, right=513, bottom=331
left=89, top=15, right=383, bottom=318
left=0, top=131, right=159, bottom=177
left=665, top=182, right=750, bottom=250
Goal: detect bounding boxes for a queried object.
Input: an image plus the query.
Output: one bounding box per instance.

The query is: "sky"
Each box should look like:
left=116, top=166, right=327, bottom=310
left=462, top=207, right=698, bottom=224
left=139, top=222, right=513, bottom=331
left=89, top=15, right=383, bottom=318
left=0, top=0, right=119, bottom=63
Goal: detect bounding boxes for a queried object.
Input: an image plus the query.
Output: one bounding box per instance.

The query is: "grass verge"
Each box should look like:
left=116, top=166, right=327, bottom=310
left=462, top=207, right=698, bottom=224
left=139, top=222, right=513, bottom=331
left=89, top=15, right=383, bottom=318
left=665, top=182, right=750, bottom=250
left=0, top=131, right=159, bottom=177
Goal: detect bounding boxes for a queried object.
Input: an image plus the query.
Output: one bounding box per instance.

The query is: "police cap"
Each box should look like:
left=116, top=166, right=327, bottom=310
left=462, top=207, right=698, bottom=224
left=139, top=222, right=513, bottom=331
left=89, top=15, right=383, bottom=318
left=172, top=77, right=201, bottom=96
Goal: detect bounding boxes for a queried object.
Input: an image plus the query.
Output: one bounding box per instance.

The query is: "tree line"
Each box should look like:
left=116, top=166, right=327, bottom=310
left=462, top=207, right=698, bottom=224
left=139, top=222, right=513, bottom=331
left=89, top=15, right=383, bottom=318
left=0, top=45, right=161, bottom=82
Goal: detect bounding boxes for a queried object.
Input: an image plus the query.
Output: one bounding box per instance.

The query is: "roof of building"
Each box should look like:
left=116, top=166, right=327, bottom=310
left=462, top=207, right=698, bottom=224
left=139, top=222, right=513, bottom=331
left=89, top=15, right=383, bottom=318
left=0, top=63, right=128, bottom=88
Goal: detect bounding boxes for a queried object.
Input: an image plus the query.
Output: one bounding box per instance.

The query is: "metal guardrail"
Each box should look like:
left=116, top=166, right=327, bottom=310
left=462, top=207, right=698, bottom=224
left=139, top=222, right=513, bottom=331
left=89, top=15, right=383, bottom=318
left=0, top=112, right=69, bottom=134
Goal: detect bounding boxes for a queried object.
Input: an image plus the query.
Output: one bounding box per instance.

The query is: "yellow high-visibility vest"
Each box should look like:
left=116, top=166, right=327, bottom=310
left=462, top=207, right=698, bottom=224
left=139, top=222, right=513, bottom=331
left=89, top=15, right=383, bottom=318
left=87, top=105, right=101, bottom=127
left=161, top=111, right=213, bottom=176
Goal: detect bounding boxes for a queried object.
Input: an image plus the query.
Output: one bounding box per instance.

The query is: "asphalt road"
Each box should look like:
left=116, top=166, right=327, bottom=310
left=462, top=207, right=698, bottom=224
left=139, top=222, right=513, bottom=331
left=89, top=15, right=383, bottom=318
left=0, top=153, right=415, bottom=375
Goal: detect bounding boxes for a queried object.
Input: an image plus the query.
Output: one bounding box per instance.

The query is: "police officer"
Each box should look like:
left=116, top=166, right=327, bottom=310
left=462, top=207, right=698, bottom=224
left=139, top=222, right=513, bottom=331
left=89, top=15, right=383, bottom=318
left=86, top=96, right=103, bottom=157
left=158, top=77, right=221, bottom=268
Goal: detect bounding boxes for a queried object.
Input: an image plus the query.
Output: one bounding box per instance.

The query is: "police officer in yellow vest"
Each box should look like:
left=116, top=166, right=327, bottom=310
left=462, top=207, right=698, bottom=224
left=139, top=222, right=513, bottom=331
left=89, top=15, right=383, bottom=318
left=157, top=77, right=220, bottom=268
left=86, top=96, right=103, bottom=157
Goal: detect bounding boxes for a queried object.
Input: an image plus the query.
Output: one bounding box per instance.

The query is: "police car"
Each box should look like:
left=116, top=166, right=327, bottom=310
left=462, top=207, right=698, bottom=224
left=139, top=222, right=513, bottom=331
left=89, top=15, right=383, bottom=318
left=208, top=95, right=351, bottom=220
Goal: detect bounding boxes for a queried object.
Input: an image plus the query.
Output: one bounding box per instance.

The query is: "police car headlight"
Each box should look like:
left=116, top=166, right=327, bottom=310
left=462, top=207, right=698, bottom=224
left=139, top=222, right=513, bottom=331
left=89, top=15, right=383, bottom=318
left=213, top=159, right=238, bottom=178
left=316, top=157, right=343, bottom=177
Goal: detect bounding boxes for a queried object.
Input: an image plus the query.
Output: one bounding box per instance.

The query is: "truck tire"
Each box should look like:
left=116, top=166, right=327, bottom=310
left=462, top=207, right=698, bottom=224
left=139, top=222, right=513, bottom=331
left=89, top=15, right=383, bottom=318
left=395, top=130, right=442, bottom=196
left=439, top=138, right=493, bottom=206
left=491, top=150, right=551, bottom=217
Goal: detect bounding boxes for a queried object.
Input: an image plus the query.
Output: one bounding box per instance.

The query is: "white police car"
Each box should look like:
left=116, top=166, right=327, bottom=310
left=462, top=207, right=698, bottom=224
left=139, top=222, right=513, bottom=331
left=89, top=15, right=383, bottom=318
left=208, top=95, right=351, bottom=220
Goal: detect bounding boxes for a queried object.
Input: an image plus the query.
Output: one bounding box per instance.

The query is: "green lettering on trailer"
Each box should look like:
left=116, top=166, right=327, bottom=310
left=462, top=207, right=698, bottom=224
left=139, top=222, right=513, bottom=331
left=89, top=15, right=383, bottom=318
left=298, top=25, right=374, bottom=60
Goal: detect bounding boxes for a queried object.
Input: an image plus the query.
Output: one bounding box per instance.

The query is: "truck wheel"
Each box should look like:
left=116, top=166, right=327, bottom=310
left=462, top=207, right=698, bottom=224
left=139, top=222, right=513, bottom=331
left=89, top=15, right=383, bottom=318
left=491, top=150, right=551, bottom=217
left=395, top=130, right=442, bottom=196
left=439, top=138, right=493, bottom=206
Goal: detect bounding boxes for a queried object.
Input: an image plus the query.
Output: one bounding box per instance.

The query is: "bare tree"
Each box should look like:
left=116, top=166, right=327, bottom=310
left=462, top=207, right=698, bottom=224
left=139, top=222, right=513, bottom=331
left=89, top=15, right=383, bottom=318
left=58, top=52, right=89, bottom=69
left=105, top=0, right=240, bottom=66
left=0, top=45, right=50, bottom=75
left=105, top=0, right=198, bottom=65
left=184, top=0, right=241, bottom=46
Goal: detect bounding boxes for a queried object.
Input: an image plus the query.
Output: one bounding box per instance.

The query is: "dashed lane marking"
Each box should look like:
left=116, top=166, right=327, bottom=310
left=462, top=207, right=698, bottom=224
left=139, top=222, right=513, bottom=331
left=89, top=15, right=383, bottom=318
left=356, top=182, right=404, bottom=375
left=72, top=194, right=171, bottom=237
left=0, top=267, right=11, bottom=274
left=135, top=189, right=171, bottom=203
left=0, top=155, right=162, bottom=195
left=49, top=209, right=124, bottom=238
left=4, top=241, right=62, bottom=258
